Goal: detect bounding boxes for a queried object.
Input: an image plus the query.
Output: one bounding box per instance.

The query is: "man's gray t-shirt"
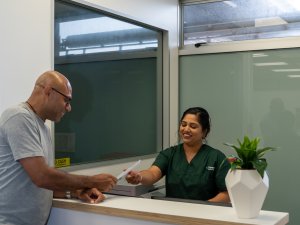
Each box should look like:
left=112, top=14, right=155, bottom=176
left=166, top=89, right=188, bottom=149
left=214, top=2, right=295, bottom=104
left=0, top=103, right=54, bottom=225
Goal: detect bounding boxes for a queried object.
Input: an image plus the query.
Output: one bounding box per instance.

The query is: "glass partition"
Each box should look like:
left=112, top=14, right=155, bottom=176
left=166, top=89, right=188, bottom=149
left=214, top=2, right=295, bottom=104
left=180, top=48, right=300, bottom=225
left=54, top=0, right=163, bottom=165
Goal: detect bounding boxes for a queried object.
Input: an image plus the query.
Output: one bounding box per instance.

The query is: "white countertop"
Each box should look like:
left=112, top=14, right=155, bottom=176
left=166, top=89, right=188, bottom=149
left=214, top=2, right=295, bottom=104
left=52, top=194, right=289, bottom=225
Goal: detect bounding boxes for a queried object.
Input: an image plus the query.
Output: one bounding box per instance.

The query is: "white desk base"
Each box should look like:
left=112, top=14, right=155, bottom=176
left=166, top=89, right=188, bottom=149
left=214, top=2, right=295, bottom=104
left=47, top=195, right=289, bottom=225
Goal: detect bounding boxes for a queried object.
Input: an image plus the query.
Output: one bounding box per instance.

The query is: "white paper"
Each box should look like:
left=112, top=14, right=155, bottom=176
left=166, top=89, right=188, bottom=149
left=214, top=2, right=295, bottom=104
left=117, top=160, right=141, bottom=180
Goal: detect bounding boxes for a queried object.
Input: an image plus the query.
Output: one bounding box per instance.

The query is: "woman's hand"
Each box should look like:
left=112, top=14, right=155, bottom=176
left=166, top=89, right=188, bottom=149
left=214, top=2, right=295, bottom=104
left=125, top=166, right=162, bottom=186
left=125, top=170, right=142, bottom=184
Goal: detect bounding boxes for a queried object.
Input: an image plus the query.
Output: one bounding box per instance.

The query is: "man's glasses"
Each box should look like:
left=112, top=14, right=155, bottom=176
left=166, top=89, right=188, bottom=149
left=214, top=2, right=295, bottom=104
left=51, top=87, right=72, bottom=105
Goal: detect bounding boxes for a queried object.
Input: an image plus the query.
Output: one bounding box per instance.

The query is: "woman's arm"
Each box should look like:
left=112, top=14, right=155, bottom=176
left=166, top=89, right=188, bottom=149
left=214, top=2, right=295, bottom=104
left=208, top=191, right=230, bottom=203
left=126, top=165, right=162, bottom=185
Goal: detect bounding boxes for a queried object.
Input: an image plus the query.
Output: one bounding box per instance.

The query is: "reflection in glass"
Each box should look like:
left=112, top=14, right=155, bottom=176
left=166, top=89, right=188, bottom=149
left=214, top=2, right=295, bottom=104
left=182, top=0, right=300, bottom=46
left=54, top=0, right=163, bottom=165
left=56, top=3, right=158, bottom=56
left=179, top=48, right=300, bottom=224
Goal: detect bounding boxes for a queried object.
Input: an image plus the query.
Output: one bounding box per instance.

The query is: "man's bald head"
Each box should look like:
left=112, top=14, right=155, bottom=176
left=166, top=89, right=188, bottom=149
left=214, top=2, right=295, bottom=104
left=35, top=70, right=71, bottom=92
left=27, top=70, right=72, bottom=122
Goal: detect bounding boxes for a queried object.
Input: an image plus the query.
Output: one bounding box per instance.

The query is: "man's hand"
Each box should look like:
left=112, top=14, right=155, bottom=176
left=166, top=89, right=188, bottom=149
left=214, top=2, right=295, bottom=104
left=76, top=188, right=105, bottom=204
left=92, top=174, right=117, bottom=192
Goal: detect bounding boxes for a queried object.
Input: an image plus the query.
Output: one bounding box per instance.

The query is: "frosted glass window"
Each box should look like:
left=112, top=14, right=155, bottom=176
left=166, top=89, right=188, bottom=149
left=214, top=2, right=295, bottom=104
left=182, top=0, right=300, bottom=46
left=179, top=48, right=300, bottom=224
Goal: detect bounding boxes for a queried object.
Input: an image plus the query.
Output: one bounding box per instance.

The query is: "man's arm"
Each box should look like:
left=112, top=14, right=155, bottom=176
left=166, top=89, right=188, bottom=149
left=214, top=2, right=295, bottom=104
left=19, top=156, right=117, bottom=192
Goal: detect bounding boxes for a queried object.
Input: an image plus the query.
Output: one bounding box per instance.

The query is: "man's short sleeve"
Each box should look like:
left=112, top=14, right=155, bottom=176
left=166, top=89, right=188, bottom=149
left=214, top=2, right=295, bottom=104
left=4, top=112, right=44, bottom=161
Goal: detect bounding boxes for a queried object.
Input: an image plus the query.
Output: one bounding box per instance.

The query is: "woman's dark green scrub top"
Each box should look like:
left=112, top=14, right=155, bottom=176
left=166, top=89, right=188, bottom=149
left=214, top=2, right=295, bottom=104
left=153, top=144, right=230, bottom=200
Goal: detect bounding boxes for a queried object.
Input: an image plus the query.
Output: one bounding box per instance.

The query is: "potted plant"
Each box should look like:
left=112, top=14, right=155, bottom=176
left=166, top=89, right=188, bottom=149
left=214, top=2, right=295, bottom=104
left=224, top=136, right=276, bottom=219
left=224, top=136, right=275, bottom=178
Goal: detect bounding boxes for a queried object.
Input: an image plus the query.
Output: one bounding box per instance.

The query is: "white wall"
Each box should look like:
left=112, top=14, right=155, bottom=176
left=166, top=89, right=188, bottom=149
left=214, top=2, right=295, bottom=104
left=0, top=0, right=53, bottom=113
left=0, top=0, right=179, bottom=145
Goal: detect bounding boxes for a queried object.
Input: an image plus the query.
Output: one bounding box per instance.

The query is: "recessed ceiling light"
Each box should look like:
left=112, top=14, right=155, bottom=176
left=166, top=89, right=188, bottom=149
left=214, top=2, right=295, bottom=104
left=273, top=69, right=300, bottom=72
left=252, top=53, right=268, bottom=58
left=288, top=75, right=300, bottom=78
left=254, top=62, right=288, bottom=66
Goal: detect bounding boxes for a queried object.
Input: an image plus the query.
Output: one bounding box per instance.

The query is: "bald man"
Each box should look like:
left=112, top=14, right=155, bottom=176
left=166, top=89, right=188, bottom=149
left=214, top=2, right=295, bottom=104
left=0, top=71, right=117, bottom=225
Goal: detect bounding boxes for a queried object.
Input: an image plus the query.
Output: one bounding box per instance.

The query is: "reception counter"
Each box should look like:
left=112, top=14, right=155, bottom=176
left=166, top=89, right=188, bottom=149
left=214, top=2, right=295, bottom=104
left=47, top=195, right=289, bottom=225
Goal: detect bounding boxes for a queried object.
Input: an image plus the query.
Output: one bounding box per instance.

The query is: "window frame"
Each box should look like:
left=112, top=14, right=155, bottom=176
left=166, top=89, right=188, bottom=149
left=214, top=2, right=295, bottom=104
left=53, top=0, right=168, bottom=170
left=180, top=36, right=300, bottom=55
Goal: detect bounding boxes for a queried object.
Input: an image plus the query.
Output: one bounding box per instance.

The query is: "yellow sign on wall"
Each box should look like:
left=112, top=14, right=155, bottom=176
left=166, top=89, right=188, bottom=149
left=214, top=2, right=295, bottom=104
left=55, top=157, right=71, bottom=168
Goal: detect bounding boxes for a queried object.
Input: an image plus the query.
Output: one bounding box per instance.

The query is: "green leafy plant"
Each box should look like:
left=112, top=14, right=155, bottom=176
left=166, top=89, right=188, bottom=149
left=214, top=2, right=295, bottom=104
left=224, top=136, right=276, bottom=178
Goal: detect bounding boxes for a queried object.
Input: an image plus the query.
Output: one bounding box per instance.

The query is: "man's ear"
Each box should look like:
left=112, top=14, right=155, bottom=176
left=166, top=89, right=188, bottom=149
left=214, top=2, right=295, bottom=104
left=43, top=85, right=52, bottom=97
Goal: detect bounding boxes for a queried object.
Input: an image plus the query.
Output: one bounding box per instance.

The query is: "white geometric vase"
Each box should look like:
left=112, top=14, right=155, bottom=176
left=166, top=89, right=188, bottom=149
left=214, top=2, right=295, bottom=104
left=225, top=169, right=269, bottom=219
